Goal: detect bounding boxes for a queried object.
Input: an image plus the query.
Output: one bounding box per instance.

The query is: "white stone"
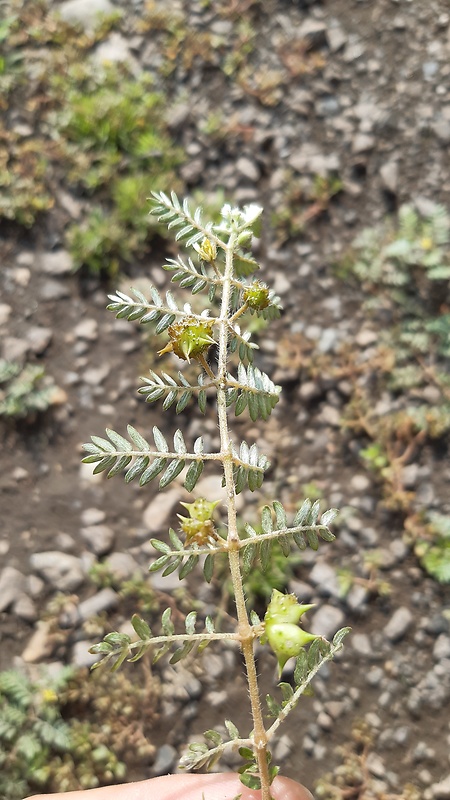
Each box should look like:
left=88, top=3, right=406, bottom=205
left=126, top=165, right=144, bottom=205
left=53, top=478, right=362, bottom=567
left=74, top=318, right=98, bottom=341
left=39, top=250, right=73, bottom=275
left=143, top=487, right=183, bottom=533
left=30, top=551, right=85, bottom=591
left=80, top=523, right=115, bottom=556
left=58, top=0, right=115, bottom=31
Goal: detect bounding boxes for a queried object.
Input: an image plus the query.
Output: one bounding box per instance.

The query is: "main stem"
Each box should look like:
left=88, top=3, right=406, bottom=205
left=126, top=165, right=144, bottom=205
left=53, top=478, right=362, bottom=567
left=216, top=234, right=271, bottom=800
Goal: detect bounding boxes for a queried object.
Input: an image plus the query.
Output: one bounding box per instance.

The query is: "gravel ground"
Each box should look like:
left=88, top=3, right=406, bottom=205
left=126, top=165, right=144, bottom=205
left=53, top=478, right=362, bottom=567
left=1, top=0, right=450, bottom=797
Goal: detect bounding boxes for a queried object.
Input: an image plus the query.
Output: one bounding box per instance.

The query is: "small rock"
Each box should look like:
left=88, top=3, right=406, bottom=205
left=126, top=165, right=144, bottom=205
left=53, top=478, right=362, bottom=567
left=71, top=641, right=99, bottom=668
left=81, top=507, right=106, bottom=526
left=346, top=583, right=369, bottom=611
left=22, top=621, right=54, bottom=662
left=299, top=381, right=322, bottom=402
left=12, top=266, right=31, bottom=286
left=272, top=734, right=293, bottom=762
left=74, top=319, right=98, bottom=341
left=78, top=586, right=119, bottom=622
left=350, top=473, right=371, bottom=492
left=431, top=775, right=450, bottom=799
left=2, top=336, right=29, bottom=363
left=83, top=365, right=110, bottom=385
left=180, top=158, right=205, bottom=184
left=433, top=120, right=450, bottom=144
left=30, top=551, right=85, bottom=591
left=58, top=0, right=115, bottom=31
left=352, top=134, right=376, bottom=154
left=80, top=524, right=115, bottom=556
left=310, top=604, right=345, bottom=639
left=26, top=326, right=53, bottom=355
left=94, top=33, right=133, bottom=65
left=297, top=18, right=327, bottom=48
left=40, top=279, right=70, bottom=301
left=143, top=487, right=183, bottom=533
left=351, top=632, right=372, bottom=657
left=384, top=607, right=413, bottom=642
left=326, top=23, right=347, bottom=53
left=0, top=566, right=26, bottom=612
left=433, top=635, right=450, bottom=662
left=0, top=304, right=12, bottom=326
left=151, top=744, right=177, bottom=776
left=319, top=404, right=341, bottom=427
left=236, top=156, right=260, bottom=182
left=39, top=250, right=73, bottom=276
left=380, top=160, right=399, bottom=193
left=106, top=552, right=141, bottom=581
left=13, top=593, right=37, bottom=622
left=309, top=562, right=341, bottom=598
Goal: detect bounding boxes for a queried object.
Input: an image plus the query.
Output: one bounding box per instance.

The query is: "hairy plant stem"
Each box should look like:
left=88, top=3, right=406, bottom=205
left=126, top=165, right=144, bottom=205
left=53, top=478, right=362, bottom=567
left=216, top=234, right=271, bottom=800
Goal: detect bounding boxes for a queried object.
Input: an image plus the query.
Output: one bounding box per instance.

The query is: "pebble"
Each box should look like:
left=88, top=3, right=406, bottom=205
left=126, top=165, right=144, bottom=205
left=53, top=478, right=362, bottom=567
left=351, top=632, right=372, bottom=658
left=30, top=551, right=85, bottom=591
left=39, top=279, right=71, bottom=300
left=0, top=303, right=12, bottom=325
left=309, top=562, right=341, bottom=598
left=431, top=775, right=450, bottom=799
left=352, top=134, right=376, bottom=154
left=94, top=33, right=134, bottom=66
left=2, top=336, right=29, bottom=363
left=81, top=507, right=106, bottom=526
left=433, top=635, right=450, bottom=662
left=26, top=326, right=53, bottom=355
left=380, top=160, right=399, bottom=193
left=236, top=156, right=260, bottom=182
left=71, top=641, right=99, bottom=668
left=74, top=319, right=98, bottom=341
left=22, top=621, right=54, bottom=663
left=151, top=744, right=177, bottom=776
left=0, top=567, right=26, bottom=611
left=105, top=552, right=141, bottom=581
left=13, top=593, right=37, bottom=622
left=384, top=607, right=413, bottom=642
left=58, top=0, right=115, bottom=31
left=326, top=23, right=347, bottom=53
left=310, top=604, right=345, bottom=639
left=80, top=524, right=115, bottom=556
left=39, top=250, right=73, bottom=276
left=142, top=487, right=183, bottom=533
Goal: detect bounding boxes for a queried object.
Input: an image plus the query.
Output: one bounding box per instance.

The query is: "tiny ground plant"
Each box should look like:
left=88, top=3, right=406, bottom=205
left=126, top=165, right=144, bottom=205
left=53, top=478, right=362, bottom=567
left=83, top=193, right=349, bottom=798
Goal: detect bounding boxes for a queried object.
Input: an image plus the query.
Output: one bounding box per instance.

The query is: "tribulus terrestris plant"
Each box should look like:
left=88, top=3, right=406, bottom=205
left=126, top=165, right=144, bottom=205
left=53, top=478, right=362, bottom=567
left=82, top=193, right=349, bottom=799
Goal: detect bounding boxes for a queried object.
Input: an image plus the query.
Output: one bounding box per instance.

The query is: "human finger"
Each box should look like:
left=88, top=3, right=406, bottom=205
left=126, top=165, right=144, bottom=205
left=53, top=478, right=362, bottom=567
left=29, top=772, right=314, bottom=800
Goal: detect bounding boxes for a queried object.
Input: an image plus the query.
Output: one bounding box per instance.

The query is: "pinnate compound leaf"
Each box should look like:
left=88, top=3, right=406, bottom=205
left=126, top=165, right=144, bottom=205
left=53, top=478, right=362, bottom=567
left=170, top=640, right=195, bottom=664
left=293, top=498, right=311, bottom=526
left=131, top=615, right=151, bottom=640
left=184, top=460, right=204, bottom=492
left=159, top=458, right=185, bottom=489
left=225, top=720, right=240, bottom=740
left=333, top=627, right=351, bottom=647
left=149, top=555, right=170, bottom=572
left=139, top=457, right=167, bottom=485
left=161, top=608, right=174, bottom=636
left=125, top=455, right=149, bottom=483
left=127, top=425, right=150, bottom=451
left=185, top=611, right=197, bottom=635
left=320, top=508, right=339, bottom=527
left=179, top=553, right=199, bottom=579
left=203, top=553, right=214, bottom=583
left=273, top=500, right=287, bottom=529
left=153, top=426, right=168, bottom=453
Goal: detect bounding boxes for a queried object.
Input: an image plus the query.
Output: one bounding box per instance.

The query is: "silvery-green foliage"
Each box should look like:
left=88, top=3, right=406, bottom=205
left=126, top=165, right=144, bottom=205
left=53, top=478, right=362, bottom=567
left=84, top=192, right=346, bottom=791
